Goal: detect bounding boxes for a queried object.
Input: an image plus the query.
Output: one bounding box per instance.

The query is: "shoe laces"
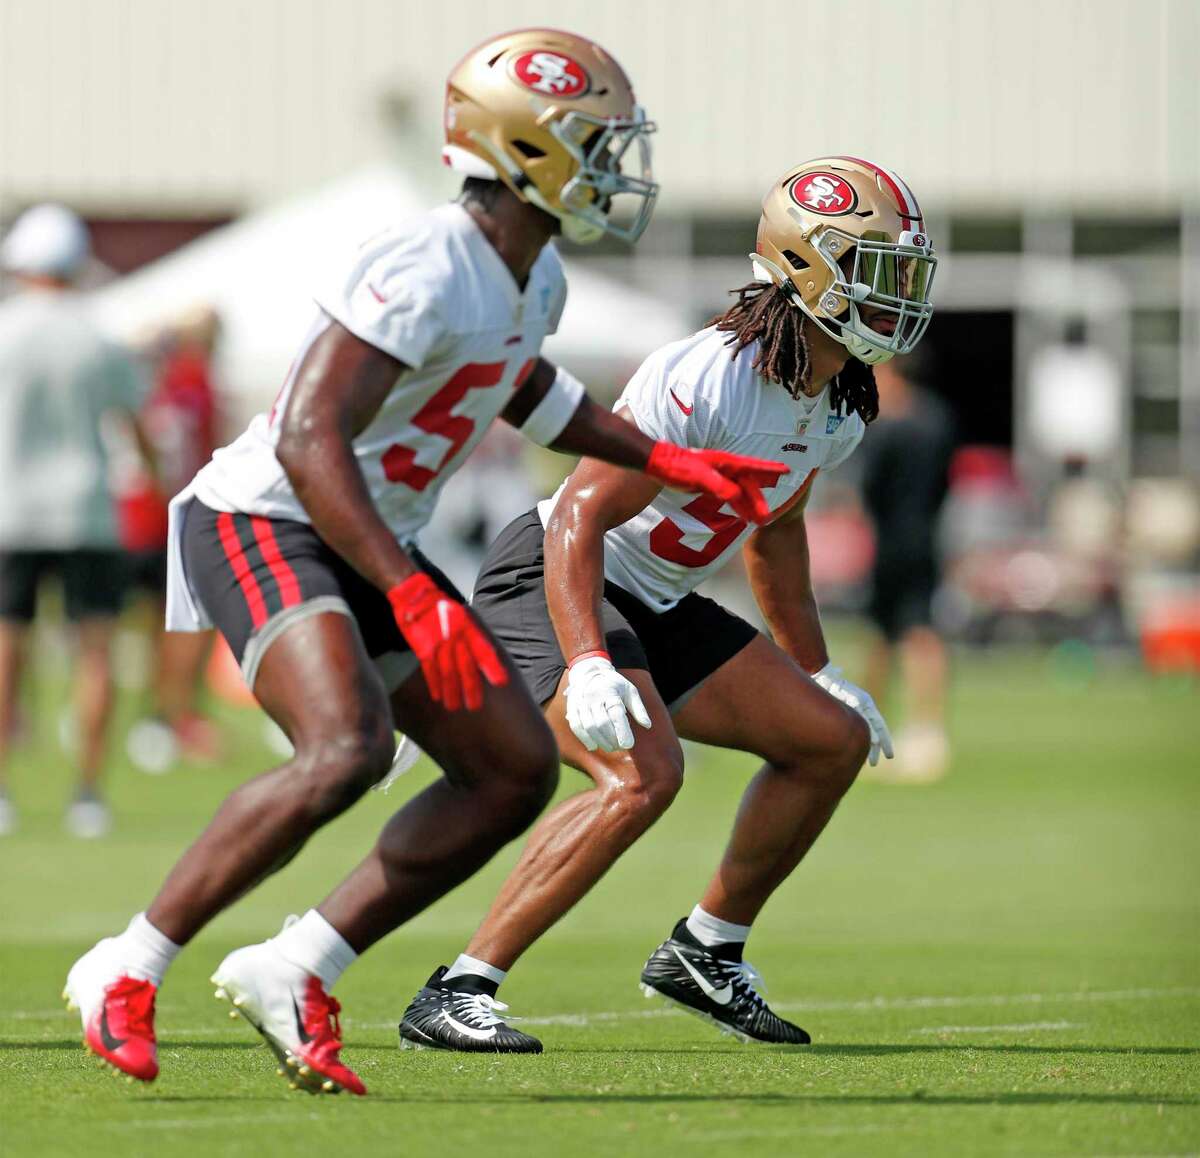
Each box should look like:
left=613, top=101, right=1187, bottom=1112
left=107, top=975, right=157, bottom=1040
left=449, top=992, right=516, bottom=1029
left=303, top=982, right=346, bottom=1056
left=712, top=957, right=768, bottom=1007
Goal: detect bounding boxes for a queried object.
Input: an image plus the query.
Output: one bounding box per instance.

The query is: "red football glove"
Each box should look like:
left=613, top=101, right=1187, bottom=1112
left=387, top=573, right=508, bottom=712
left=646, top=441, right=788, bottom=525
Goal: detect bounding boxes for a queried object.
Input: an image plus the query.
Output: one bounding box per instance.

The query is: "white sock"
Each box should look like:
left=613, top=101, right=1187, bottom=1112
left=443, top=953, right=507, bottom=988
left=121, top=913, right=181, bottom=987
left=686, top=905, right=752, bottom=949
left=272, top=910, right=358, bottom=991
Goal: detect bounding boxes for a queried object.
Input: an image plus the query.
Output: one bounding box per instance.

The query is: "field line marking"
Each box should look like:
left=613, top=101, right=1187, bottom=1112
left=914, top=1019, right=1080, bottom=1034
left=8, top=985, right=1197, bottom=1038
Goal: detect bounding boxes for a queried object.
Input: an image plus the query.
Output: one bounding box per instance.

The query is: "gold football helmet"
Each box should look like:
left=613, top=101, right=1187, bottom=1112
left=751, top=157, right=937, bottom=365
left=443, top=28, right=657, bottom=244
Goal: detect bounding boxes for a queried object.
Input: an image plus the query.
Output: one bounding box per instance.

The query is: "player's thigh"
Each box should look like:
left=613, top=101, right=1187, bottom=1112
left=181, top=500, right=393, bottom=749
left=253, top=609, right=393, bottom=757
left=387, top=611, right=558, bottom=789
left=672, top=635, right=861, bottom=765
left=543, top=664, right=685, bottom=797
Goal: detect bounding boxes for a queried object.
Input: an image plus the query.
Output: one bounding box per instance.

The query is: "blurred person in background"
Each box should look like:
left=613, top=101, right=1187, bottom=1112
left=117, top=306, right=223, bottom=772
left=0, top=204, right=149, bottom=837
left=859, top=350, right=955, bottom=782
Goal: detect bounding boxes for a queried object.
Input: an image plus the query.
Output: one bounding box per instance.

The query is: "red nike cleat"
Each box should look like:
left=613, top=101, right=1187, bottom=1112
left=290, top=977, right=365, bottom=1096
left=212, top=941, right=366, bottom=1096
left=65, top=945, right=159, bottom=1082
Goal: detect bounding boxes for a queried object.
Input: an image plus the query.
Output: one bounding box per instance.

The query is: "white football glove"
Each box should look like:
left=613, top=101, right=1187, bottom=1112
left=564, top=655, right=653, bottom=753
left=812, top=662, right=894, bottom=767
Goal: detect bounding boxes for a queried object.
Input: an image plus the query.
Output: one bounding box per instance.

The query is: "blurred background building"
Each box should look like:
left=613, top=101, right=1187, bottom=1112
left=1, top=0, right=1198, bottom=752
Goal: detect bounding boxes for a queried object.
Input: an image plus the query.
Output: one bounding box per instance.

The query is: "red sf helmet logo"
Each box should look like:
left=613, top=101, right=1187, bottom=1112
left=511, top=50, right=590, bottom=98
left=791, top=172, right=858, bottom=216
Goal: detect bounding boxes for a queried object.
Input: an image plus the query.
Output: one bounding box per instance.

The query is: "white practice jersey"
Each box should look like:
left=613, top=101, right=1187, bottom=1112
left=193, top=203, right=568, bottom=544
left=538, top=326, right=865, bottom=611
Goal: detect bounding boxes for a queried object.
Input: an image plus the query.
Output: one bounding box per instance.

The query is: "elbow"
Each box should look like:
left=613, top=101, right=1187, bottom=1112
left=274, top=435, right=301, bottom=476
left=274, top=424, right=316, bottom=489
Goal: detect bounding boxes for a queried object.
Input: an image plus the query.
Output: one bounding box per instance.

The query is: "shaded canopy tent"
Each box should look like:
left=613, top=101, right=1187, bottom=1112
left=91, top=166, right=693, bottom=426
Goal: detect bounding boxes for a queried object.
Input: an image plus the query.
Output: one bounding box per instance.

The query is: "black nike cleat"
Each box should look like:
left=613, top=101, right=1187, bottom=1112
left=398, top=967, right=543, bottom=1053
left=639, top=919, right=811, bottom=1045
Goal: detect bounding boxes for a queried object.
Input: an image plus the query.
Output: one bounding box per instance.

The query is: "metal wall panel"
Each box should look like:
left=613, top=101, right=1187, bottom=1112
left=0, top=0, right=1195, bottom=215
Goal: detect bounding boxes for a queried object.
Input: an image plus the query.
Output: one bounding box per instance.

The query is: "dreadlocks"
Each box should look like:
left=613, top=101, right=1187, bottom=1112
left=709, top=282, right=879, bottom=424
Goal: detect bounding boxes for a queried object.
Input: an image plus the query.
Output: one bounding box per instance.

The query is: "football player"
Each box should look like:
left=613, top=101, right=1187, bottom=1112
left=397, top=157, right=937, bottom=1051
left=63, top=29, right=785, bottom=1095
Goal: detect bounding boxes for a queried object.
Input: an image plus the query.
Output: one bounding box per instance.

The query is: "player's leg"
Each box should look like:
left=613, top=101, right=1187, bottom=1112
left=458, top=670, right=681, bottom=975
left=391, top=663, right=677, bottom=1053
left=218, top=547, right=558, bottom=1067
left=0, top=551, right=39, bottom=831
left=316, top=646, right=560, bottom=952
left=64, top=505, right=395, bottom=1088
left=60, top=550, right=128, bottom=836
left=67, top=617, right=116, bottom=836
left=673, top=635, right=868, bottom=925
left=637, top=634, right=866, bottom=1044
left=147, top=611, right=394, bottom=943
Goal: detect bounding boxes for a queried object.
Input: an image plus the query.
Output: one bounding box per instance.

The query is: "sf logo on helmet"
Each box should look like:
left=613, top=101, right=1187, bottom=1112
left=791, top=172, right=859, bottom=215
left=511, top=50, right=590, bottom=98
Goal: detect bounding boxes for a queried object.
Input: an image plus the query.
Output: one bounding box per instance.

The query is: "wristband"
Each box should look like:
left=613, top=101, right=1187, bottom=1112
left=520, top=365, right=586, bottom=446
left=567, top=649, right=610, bottom=668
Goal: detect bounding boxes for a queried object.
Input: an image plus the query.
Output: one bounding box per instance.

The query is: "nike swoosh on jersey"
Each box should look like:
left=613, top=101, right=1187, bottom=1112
left=670, top=946, right=733, bottom=1005
left=292, top=996, right=314, bottom=1044
left=440, top=1010, right=498, bottom=1041
left=367, top=282, right=388, bottom=304
left=668, top=388, right=694, bottom=416
left=99, top=1006, right=127, bottom=1051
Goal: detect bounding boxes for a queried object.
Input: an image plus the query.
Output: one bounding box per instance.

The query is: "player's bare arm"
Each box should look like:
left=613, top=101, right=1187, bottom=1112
left=540, top=425, right=665, bottom=660
left=503, top=358, right=788, bottom=526
left=741, top=485, right=829, bottom=674
left=275, top=321, right=419, bottom=593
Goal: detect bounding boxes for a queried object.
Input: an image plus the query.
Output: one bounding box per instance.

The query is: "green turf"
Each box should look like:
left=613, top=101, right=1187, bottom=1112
left=1, top=642, right=1197, bottom=1156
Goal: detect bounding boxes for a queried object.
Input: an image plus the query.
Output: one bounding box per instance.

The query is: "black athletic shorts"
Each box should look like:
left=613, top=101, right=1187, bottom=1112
left=867, top=556, right=938, bottom=642
left=473, top=509, right=759, bottom=710
left=127, top=548, right=169, bottom=596
left=180, top=497, right=464, bottom=690
left=0, top=549, right=128, bottom=623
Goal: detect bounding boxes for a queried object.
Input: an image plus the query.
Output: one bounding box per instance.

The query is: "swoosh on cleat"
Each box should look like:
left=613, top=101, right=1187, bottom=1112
left=440, top=1011, right=497, bottom=1041
left=292, top=996, right=314, bottom=1044
left=99, top=1006, right=127, bottom=1051
left=670, top=946, right=734, bottom=1005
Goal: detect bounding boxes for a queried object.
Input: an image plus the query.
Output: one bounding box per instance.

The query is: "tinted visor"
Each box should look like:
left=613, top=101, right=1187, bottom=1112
left=856, top=234, right=935, bottom=306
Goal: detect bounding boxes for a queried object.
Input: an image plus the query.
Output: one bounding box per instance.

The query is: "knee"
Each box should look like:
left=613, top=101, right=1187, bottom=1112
left=290, top=717, right=396, bottom=825
left=837, top=710, right=872, bottom=783
left=600, top=748, right=685, bottom=839
left=774, top=706, right=870, bottom=790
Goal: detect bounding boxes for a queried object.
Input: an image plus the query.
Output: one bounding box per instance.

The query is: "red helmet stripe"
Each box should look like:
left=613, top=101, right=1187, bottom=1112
left=834, top=155, right=924, bottom=228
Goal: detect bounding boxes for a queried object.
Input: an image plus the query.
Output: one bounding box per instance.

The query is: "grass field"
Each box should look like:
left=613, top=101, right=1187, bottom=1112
left=1, top=641, right=1197, bottom=1156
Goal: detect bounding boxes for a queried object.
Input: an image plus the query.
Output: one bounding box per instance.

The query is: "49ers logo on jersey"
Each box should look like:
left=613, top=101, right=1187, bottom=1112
left=511, top=50, right=590, bottom=98
left=790, top=172, right=858, bottom=216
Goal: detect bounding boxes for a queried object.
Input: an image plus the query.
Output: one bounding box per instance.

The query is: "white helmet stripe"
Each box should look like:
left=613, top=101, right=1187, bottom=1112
left=835, top=155, right=922, bottom=224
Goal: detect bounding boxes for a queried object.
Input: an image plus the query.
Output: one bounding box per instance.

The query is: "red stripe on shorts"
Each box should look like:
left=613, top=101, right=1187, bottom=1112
left=217, top=512, right=269, bottom=628
left=250, top=516, right=302, bottom=609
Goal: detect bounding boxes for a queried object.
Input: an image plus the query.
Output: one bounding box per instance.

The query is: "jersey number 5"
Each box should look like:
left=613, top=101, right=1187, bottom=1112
left=381, top=359, right=532, bottom=491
